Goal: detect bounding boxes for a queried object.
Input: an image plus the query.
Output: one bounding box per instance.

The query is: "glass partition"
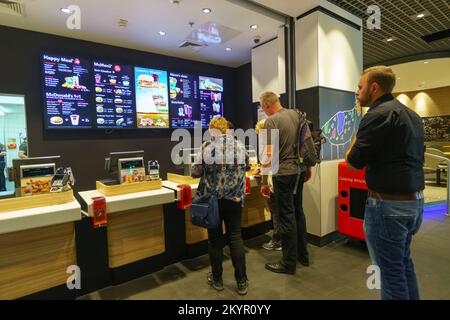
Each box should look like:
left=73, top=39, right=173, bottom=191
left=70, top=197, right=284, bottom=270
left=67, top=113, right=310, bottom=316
left=0, top=94, right=28, bottom=197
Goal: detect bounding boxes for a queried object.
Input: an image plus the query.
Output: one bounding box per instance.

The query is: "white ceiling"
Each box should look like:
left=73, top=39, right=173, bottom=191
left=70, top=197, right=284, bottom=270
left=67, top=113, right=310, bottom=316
left=392, top=58, right=450, bottom=93
left=0, top=0, right=286, bottom=67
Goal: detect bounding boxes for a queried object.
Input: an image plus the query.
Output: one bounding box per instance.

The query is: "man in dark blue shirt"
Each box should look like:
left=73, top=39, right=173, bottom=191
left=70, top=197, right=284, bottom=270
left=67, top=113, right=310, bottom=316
left=346, top=66, right=424, bottom=300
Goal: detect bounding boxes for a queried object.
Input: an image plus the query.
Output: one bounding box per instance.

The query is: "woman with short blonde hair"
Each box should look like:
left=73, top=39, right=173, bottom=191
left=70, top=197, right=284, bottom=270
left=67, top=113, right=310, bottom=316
left=191, top=116, right=250, bottom=295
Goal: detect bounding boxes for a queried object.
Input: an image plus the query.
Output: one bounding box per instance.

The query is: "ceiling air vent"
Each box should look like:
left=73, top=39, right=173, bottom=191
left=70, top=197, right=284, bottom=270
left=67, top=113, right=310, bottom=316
left=0, top=0, right=24, bottom=17
left=421, top=29, right=450, bottom=43
left=178, top=40, right=205, bottom=51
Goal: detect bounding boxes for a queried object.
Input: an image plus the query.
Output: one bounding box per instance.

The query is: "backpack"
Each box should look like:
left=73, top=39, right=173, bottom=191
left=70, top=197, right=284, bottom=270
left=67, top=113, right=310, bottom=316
left=294, top=110, right=326, bottom=167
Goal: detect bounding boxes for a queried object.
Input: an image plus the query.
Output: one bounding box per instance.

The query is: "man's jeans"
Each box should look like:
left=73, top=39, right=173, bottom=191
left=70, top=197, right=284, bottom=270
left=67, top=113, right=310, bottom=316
left=272, top=172, right=309, bottom=269
left=364, top=197, right=424, bottom=300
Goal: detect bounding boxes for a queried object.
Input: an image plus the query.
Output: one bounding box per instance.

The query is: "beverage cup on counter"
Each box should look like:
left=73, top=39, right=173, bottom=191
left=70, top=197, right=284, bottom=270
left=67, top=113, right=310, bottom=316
left=70, top=114, right=80, bottom=126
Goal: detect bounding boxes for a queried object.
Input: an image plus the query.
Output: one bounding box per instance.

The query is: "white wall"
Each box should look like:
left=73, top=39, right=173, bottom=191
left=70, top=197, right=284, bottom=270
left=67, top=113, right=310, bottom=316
left=318, top=12, right=363, bottom=92
left=277, top=27, right=286, bottom=95
left=303, top=160, right=340, bottom=237
left=252, top=38, right=280, bottom=102
left=320, top=160, right=340, bottom=236
left=296, top=12, right=319, bottom=91
left=303, top=165, right=321, bottom=236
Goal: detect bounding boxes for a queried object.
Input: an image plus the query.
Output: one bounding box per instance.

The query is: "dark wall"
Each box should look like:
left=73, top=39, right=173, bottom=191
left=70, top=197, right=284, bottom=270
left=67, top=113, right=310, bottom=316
left=232, top=63, right=254, bottom=130
left=296, top=87, right=319, bottom=129
left=0, top=26, right=244, bottom=192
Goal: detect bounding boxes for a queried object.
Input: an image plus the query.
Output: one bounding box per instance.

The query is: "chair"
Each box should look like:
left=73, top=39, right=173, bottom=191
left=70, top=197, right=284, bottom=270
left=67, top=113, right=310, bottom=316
left=424, top=148, right=448, bottom=185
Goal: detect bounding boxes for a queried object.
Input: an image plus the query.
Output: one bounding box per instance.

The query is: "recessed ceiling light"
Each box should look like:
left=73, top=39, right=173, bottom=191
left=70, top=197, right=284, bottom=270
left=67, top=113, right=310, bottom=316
left=250, top=25, right=258, bottom=29
left=226, top=47, right=232, bottom=51
left=60, top=7, right=72, bottom=14
left=410, top=10, right=430, bottom=20
left=202, top=8, right=211, bottom=13
left=384, top=36, right=397, bottom=43
left=158, top=31, right=166, bottom=36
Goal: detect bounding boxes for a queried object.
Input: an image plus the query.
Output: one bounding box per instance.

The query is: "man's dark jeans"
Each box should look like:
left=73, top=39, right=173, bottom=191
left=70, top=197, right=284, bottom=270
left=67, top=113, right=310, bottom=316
left=272, top=172, right=309, bottom=269
left=364, top=197, right=424, bottom=300
left=207, top=199, right=247, bottom=282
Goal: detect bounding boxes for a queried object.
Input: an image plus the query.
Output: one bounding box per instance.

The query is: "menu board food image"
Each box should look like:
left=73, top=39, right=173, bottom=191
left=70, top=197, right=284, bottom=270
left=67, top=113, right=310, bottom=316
left=135, top=67, right=169, bottom=128
left=199, top=76, right=224, bottom=127
left=93, top=61, right=136, bottom=129
left=169, top=72, right=199, bottom=128
left=42, top=54, right=93, bottom=128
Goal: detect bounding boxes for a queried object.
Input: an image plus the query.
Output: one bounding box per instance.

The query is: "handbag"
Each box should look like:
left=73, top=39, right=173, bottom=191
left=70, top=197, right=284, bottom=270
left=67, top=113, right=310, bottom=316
left=190, top=164, right=220, bottom=229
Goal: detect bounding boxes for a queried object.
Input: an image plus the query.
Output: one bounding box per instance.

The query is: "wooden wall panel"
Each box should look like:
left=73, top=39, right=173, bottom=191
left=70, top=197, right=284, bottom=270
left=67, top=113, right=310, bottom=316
left=242, top=190, right=270, bottom=228
left=0, top=223, right=76, bottom=300
left=395, top=86, right=450, bottom=117
left=107, top=206, right=165, bottom=268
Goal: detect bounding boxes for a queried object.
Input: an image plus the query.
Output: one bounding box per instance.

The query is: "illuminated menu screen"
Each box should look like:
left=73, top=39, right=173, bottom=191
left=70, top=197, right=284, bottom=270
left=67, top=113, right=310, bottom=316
left=135, top=67, right=169, bottom=128
left=93, top=61, right=136, bottom=129
left=42, top=54, right=93, bottom=129
left=199, top=76, right=224, bottom=128
left=169, top=72, right=199, bottom=128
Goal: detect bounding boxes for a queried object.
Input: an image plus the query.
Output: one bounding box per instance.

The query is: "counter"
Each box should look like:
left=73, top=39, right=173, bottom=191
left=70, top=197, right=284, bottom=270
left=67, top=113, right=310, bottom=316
left=78, top=188, right=175, bottom=269
left=0, top=195, right=81, bottom=300
left=163, top=174, right=270, bottom=245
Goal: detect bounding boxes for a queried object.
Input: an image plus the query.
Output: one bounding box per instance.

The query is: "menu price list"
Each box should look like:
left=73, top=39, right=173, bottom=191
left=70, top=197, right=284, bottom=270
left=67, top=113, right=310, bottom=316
left=200, top=90, right=223, bottom=128
left=93, top=61, right=136, bottom=129
left=42, top=54, right=93, bottom=129
left=169, top=72, right=199, bottom=128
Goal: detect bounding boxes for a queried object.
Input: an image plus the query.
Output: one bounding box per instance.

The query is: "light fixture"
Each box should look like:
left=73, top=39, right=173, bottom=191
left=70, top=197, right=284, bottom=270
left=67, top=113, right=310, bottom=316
left=250, top=25, right=258, bottom=29
left=410, top=10, right=430, bottom=21
left=60, top=7, right=72, bottom=14
left=118, top=19, right=128, bottom=28
left=158, top=31, right=167, bottom=36
left=384, top=36, right=397, bottom=43
left=226, top=47, right=232, bottom=51
left=202, top=8, right=211, bottom=13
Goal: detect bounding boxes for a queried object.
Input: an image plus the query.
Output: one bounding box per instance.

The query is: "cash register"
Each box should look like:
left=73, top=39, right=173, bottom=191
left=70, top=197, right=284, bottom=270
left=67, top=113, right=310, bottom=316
left=12, top=156, right=61, bottom=196
left=103, top=150, right=146, bottom=185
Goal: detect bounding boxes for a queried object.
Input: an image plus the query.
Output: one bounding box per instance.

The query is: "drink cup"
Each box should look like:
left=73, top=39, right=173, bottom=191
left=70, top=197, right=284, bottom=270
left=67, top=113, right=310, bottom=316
left=70, top=114, right=80, bottom=125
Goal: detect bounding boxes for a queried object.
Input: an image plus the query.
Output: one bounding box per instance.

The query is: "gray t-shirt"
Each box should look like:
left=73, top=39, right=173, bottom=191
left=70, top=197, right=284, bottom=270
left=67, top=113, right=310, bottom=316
left=264, top=108, right=300, bottom=176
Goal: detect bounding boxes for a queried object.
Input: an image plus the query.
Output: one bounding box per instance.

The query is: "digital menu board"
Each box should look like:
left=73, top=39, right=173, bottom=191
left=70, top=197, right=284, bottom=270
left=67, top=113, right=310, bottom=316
left=135, top=67, right=169, bottom=128
left=93, top=61, right=136, bottom=129
left=169, top=72, right=199, bottom=128
left=199, top=76, right=224, bottom=128
left=42, top=54, right=93, bottom=129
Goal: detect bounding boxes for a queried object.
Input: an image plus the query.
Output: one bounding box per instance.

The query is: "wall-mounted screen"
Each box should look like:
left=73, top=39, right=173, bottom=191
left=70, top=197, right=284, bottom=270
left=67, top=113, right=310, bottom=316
left=93, top=61, right=136, bottom=129
left=135, top=67, right=169, bottom=128
left=42, top=54, right=93, bottom=129
left=199, top=76, right=223, bottom=128
left=169, top=72, right=199, bottom=128
left=42, top=52, right=225, bottom=130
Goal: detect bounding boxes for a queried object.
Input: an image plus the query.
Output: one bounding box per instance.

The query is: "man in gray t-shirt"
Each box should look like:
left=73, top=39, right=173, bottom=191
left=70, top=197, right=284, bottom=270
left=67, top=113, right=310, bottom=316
left=259, top=92, right=311, bottom=275
left=264, top=108, right=301, bottom=176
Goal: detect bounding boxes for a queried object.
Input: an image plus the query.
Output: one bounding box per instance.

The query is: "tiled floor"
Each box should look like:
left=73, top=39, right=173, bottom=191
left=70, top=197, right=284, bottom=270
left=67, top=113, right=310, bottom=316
left=79, top=202, right=450, bottom=300
left=424, top=183, right=448, bottom=204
